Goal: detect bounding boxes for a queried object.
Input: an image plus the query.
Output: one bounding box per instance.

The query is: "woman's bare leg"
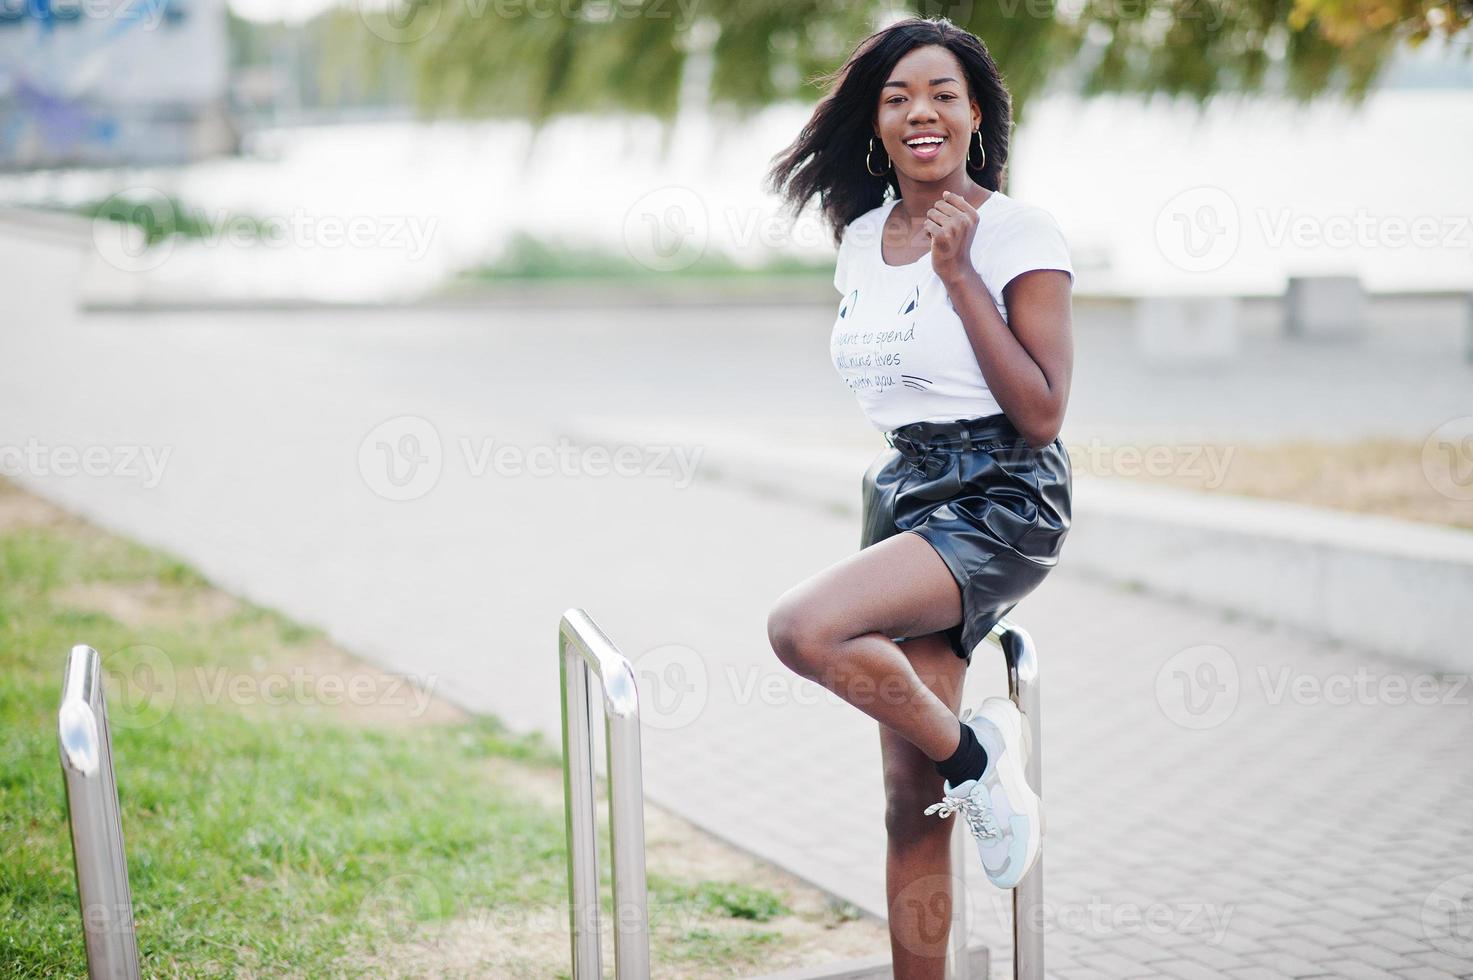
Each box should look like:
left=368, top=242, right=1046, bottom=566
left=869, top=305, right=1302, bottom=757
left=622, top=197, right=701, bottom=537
left=766, top=529, right=966, bottom=761
left=881, top=631, right=969, bottom=980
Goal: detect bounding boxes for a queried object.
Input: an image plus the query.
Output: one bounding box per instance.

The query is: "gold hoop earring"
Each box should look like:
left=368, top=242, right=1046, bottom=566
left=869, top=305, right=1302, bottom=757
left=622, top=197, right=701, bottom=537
left=866, top=136, right=892, bottom=177
left=968, top=128, right=987, bottom=170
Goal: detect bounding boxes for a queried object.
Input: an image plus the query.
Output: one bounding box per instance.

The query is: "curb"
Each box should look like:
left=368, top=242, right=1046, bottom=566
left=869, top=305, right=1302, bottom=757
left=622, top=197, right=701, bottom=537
left=557, top=419, right=1473, bottom=674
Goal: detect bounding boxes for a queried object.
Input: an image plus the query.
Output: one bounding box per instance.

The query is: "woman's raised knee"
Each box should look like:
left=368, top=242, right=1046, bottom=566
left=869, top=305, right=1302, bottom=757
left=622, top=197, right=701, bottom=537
left=766, top=593, right=831, bottom=675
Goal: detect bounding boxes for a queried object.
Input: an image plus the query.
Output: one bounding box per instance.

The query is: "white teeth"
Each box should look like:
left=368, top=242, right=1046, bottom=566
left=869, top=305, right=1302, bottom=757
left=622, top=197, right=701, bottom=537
left=906, top=137, right=945, bottom=145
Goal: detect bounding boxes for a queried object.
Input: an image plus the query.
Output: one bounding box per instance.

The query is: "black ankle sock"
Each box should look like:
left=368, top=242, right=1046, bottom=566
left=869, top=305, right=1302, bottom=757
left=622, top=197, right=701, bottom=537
left=935, top=718, right=988, bottom=785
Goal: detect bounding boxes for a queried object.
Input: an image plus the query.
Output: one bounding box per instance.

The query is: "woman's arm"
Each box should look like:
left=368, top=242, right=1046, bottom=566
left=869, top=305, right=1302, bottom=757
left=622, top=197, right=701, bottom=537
left=927, top=192, right=1074, bottom=449
left=944, top=265, right=1073, bottom=449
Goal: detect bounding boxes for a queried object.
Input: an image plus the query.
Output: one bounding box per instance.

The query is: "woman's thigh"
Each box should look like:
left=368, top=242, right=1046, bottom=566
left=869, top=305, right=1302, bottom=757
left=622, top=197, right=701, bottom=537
left=770, top=529, right=964, bottom=650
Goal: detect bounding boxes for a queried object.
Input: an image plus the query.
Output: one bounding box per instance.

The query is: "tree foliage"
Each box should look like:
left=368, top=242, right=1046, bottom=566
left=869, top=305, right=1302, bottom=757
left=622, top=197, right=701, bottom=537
left=343, top=0, right=1471, bottom=126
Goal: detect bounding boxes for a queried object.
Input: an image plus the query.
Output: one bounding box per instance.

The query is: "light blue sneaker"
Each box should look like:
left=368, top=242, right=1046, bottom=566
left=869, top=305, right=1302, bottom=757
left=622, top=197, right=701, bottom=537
left=923, top=697, right=1042, bottom=890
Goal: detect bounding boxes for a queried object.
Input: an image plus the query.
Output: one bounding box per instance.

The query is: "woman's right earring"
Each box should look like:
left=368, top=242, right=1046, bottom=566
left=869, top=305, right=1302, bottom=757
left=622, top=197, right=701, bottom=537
left=866, top=136, right=892, bottom=177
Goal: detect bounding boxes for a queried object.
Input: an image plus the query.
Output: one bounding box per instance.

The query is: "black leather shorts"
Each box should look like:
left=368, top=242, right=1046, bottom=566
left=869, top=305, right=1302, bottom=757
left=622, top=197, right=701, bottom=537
left=860, top=412, right=1072, bottom=665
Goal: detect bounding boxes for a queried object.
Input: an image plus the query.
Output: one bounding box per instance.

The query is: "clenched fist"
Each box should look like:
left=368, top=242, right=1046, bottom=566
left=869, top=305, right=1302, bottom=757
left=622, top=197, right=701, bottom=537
left=925, top=189, right=981, bottom=286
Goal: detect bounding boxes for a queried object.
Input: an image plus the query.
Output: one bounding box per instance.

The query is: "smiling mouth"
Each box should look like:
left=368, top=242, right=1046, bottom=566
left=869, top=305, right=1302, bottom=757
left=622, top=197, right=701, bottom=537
left=903, top=136, right=947, bottom=161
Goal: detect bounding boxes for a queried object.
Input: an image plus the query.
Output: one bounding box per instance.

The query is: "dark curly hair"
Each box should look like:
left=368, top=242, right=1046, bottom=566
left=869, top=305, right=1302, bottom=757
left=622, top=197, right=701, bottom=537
left=765, top=17, right=1013, bottom=248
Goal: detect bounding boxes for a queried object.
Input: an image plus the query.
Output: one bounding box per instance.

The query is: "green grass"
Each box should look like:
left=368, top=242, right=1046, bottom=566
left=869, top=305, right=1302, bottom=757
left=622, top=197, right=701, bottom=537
left=0, top=491, right=803, bottom=978
left=33, top=195, right=272, bottom=248
left=455, top=230, right=832, bottom=283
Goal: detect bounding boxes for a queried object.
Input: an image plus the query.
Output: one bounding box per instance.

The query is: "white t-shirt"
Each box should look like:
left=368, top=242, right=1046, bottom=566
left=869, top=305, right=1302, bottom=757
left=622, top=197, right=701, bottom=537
left=829, top=189, right=1073, bottom=433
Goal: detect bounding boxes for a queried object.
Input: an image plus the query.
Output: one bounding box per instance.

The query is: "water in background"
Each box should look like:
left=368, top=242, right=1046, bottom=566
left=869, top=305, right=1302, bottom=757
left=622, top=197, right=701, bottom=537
left=2, top=87, right=1470, bottom=302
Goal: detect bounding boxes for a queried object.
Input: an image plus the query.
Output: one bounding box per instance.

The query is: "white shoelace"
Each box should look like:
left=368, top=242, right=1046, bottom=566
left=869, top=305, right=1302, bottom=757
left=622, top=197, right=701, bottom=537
left=924, top=791, right=1001, bottom=840
left=924, top=706, right=1001, bottom=840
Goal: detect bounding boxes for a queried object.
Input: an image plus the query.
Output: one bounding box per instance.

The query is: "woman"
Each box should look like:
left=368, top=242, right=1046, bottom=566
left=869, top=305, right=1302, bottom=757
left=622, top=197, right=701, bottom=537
left=763, top=16, right=1074, bottom=975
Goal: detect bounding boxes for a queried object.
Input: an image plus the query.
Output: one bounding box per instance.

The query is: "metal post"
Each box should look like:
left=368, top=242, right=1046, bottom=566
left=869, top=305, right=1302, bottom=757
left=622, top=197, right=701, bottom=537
left=57, top=644, right=142, bottom=980
left=947, top=807, right=972, bottom=980
left=559, top=608, right=650, bottom=979
left=991, top=617, right=1044, bottom=980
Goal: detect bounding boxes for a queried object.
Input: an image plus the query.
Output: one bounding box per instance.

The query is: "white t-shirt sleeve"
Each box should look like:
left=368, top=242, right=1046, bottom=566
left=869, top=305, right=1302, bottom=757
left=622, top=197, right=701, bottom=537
left=986, top=206, right=1074, bottom=294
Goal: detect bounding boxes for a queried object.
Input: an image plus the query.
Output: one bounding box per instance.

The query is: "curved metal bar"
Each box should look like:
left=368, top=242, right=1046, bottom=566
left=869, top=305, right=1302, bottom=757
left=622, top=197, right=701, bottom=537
left=559, top=608, right=650, bottom=979
left=58, top=644, right=142, bottom=980
left=990, top=617, right=1045, bottom=979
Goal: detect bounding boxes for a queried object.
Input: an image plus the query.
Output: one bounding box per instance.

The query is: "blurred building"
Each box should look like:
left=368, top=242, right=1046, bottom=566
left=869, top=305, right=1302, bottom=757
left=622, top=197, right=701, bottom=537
left=0, top=0, right=236, bottom=170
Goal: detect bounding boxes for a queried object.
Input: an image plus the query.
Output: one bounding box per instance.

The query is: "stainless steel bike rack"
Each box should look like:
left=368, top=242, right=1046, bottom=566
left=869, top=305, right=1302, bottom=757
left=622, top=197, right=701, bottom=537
left=559, top=608, right=651, bottom=979
left=946, top=616, right=1044, bottom=980
left=57, top=644, right=142, bottom=980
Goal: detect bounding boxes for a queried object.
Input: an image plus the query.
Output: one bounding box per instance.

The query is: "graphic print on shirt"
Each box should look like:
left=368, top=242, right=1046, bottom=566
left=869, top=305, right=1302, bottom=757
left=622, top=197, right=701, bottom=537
left=831, top=279, right=927, bottom=398
left=898, top=284, right=918, bottom=315
left=828, top=192, right=1072, bottom=433
left=838, top=288, right=858, bottom=320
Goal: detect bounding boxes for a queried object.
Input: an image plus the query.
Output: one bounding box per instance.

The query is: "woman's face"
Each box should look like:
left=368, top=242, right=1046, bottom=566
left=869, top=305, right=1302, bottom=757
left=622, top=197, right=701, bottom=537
left=873, top=44, right=980, bottom=181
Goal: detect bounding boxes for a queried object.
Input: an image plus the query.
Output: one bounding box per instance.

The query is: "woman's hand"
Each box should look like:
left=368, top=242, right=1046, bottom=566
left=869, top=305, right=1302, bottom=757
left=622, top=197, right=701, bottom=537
left=925, top=190, right=981, bottom=288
